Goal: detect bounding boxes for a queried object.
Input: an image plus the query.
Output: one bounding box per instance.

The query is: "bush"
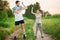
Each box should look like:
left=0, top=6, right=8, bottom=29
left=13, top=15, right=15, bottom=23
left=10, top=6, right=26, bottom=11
left=0, top=27, right=8, bottom=40
left=0, top=22, right=9, bottom=28
left=43, top=14, right=60, bottom=19
left=52, top=14, right=60, bottom=18
left=6, top=9, right=14, bottom=17
left=0, top=10, right=8, bottom=21
left=0, top=0, right=9, bottom=10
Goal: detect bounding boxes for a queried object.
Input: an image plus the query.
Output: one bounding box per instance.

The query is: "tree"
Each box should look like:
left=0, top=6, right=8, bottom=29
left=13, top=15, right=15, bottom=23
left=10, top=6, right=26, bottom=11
left=24, top=2, right=42, bottom=19
left=6, top=9, right=13, bottom=17
left=0, top=0, right=9, bottom=10
left=24, top=4, right=35, bottom=19
left=44, top=11, right=51, bottom=17
left=0, top=0, right=13, bottom=22
left=33, top=2, right=40, bottom=13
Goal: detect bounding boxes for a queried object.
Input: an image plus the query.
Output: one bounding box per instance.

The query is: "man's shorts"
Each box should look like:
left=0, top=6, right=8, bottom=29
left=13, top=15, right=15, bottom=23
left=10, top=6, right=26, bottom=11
left=15, top=20, right=24, bottom=25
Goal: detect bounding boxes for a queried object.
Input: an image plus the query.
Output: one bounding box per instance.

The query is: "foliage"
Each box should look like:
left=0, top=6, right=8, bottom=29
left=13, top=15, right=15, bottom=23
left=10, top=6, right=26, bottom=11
left=42, top=17, right=60, bottom=40
left=0, top=27, right=8, bottom=40
left=0, top=0, right=9, bottom=10
left=6, top=9, right=14, bottom=17
left=0, top=16, right=60, bottom=40
left=33, top=2, right=40, bottom=13
left=44, top=11, right=51, bottom=16
left=52, top=14, right=60, bottom=18
left=0, top=10, right=8, bottom=21
left=24, top=2, right=40, bottom=19
left=24, top=4, right=35, bottom=19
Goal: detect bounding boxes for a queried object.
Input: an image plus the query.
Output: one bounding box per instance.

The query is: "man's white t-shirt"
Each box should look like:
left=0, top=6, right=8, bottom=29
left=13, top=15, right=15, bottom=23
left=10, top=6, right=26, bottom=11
left=13, top=6, right=25, bottom=21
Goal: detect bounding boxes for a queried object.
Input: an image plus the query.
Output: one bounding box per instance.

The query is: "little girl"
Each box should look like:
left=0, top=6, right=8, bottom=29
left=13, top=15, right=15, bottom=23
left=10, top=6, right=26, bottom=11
left=31, top=7, right=44, bottom=38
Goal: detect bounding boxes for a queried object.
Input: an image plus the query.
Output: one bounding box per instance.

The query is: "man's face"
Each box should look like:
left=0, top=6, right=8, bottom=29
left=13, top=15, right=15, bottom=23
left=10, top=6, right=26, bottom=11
left=16, top=2, right=20, bottom=6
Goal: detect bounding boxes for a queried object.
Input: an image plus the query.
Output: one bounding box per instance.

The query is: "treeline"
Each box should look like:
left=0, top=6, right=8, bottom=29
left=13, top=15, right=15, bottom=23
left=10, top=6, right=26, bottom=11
left=0, top=1, right=41, bottom=21
left=24, top=2, right=51, bottom=19
left=0, top=0, right=51, bottom=21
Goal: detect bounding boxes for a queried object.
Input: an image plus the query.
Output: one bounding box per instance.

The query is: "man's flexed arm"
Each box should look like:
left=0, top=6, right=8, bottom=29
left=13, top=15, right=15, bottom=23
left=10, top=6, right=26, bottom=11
left=13, top=10, right=22, bottom=14
left=21, top=2, right=27, bottom=10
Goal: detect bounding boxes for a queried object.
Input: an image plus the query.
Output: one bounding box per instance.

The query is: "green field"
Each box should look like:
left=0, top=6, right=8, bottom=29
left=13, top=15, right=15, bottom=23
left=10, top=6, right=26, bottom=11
left=0, top=16, right=60, bottom=40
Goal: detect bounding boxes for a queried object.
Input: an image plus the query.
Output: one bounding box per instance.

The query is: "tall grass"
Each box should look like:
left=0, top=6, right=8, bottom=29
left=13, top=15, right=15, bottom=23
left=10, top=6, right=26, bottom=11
left=42, top=16, right=60, bottom=40
left=0, top=15, right=60, bottom=40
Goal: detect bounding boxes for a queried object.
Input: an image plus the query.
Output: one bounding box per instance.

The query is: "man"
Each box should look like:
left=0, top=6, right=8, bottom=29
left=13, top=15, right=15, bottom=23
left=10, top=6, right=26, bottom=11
left=12, top=1, right=27, bottom=39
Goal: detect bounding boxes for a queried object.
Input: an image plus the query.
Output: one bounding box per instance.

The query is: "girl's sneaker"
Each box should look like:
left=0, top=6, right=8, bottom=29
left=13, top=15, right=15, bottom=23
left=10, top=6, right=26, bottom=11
left=13, top=36, right=17, bottom=40
left=41, top=34, right=44, bottom=38
left=23, top=34, right=26, bottom=39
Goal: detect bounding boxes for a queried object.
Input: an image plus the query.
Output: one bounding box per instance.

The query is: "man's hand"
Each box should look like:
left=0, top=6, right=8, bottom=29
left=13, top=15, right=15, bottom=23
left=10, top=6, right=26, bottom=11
left=22, top=2, right=27, bottom=10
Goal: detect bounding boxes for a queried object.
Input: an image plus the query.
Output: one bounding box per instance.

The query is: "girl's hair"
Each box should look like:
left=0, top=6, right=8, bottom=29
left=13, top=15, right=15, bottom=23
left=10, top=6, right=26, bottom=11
left=39, top=9, right=43, bottom=13
left=38, top=7, right=43, bottom=13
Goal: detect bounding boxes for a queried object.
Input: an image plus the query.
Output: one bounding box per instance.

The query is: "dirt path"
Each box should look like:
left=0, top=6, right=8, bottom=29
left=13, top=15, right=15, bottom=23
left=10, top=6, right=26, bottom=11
left=33, top=23, right=54, bottom=40
left=5, top=23, right=54, bottom=40
left=5, top=29, right=21, bottom=40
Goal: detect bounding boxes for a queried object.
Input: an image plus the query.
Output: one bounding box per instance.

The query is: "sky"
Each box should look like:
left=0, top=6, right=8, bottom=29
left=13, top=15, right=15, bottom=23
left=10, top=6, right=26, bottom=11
left=7, top=0, right=60, bottom=15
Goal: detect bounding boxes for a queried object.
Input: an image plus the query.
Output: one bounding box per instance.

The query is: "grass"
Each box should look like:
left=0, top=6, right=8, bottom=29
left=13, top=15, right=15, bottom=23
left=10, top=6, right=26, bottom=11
left=42, top=17, right=60, bottom=40
left=0, top=17, right=35, bottom=40
left=0, top=16, right=60, bottom=40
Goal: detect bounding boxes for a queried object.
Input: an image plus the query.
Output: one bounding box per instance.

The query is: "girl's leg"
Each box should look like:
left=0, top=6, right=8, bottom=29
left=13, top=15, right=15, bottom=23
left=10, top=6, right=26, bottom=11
left=35, top=23, right=38, bottom=37
left=38, top=23, right=44, bottom=38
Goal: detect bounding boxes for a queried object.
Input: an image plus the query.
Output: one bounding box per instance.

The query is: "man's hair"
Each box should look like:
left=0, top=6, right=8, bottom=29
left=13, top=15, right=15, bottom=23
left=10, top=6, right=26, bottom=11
left=15, top=1, right=20, bottom=4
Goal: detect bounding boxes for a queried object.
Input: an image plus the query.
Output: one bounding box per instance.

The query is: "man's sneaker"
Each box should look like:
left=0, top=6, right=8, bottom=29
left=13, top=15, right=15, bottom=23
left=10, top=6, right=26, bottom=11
left=23, top=34, right=26, bottom=39
left=13, top=36, right=17, bottom=40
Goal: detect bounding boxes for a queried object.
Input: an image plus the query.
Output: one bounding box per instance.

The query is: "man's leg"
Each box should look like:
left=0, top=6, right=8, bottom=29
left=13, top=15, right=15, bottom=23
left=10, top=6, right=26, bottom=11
left=15, top=25, right=18, bottom=32
left=21, top=23, right=26, bottom=39
left=13, top=25, right=18, bottom=40
left=13, top=25, right=18, bottom=36
left=21, top=23, right=26, bottom=34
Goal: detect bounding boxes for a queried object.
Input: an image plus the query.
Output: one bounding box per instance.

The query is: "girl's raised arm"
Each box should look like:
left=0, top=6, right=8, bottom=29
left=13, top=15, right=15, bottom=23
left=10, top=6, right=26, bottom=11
left=31, top=7, right=36, bottom=15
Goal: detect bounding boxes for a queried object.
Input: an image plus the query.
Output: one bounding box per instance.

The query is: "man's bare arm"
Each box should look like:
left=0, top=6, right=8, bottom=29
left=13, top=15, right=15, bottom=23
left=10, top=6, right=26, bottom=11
left=14, top=10, right=22, bottom=14
left=21, top=2, right=27, bottom=10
